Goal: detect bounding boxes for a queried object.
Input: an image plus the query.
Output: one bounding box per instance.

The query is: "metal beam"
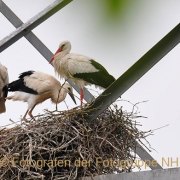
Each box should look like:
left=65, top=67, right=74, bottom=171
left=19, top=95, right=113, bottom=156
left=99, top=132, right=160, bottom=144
left=0, top=0, right=94, bottom=103
left=83, top=168, right=180, bottom=180
left=0, top=0, right=73, bottom=52
left=135, top=142, right=162, bottom=170
left=86, top=23, right=180, bottom=118
left=85, top=23, right=180, bottom=169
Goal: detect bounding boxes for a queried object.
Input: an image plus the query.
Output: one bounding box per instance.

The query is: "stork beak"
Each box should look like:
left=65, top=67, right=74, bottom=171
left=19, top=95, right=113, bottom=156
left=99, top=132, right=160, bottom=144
left=49, top=57, right=54, bottom=64
left=49, top=47, right=62, bottom=64
left=68, top=90, right=76, bottom=105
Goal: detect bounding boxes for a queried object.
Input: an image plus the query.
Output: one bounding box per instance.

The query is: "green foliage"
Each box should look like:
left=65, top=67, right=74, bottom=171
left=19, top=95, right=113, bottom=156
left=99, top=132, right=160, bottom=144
left=105, top=0, right=128, bottom=15
left=98, top=0, right=135, bottom=21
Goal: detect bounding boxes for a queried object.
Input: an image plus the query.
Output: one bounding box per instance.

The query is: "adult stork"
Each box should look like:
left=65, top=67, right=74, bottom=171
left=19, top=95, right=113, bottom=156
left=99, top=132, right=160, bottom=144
left=0, top=63, right=9, bottom=113
left=6, top=71, right=76, bottom=119
left=50, top=41, right=115, bottom=106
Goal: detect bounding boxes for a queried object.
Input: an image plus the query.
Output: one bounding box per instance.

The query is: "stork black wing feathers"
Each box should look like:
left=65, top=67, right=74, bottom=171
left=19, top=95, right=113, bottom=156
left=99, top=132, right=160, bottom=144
left=19, top=70, right=35, bottom=79
left=7, top=70, right=38, bottom=94
left=73, top=60, right=115, bottom=88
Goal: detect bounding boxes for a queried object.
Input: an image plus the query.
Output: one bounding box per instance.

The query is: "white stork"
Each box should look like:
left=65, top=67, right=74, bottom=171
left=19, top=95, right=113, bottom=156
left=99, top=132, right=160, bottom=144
left=6, top=71, right=76, bottom=119
left=0, top=63, right=9, bottom=113
left=50, top=40, right=115, bottom=106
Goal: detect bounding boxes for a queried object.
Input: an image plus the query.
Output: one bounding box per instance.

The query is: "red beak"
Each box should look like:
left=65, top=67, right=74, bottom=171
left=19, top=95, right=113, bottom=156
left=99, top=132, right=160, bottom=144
left=49, top=47, right=62, bottom=64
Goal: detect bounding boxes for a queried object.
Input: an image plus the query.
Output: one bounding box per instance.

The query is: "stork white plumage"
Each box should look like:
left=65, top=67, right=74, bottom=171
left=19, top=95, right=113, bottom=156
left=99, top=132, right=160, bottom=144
left=0, top=63, right=9, bottom=113
left=50, top=41, right=115, bottom=106
left=6, top=71, right=76, bottom=119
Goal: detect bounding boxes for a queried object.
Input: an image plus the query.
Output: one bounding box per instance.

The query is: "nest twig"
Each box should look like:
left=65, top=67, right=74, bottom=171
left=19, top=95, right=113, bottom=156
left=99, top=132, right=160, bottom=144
left=0, top=104, right=152, bottom=179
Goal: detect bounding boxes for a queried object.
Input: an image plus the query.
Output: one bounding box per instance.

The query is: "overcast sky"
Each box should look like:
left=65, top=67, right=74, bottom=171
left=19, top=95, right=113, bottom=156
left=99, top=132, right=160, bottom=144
left=0, top=0, right=180, bottom=170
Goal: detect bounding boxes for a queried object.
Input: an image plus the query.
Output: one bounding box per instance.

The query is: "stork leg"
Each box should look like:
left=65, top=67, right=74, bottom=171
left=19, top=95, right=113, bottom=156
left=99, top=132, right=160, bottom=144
left=80, top=88, right=84, bottom=107
left=23, top=109, right=29, bottom=120
left=28, top=104, right=36, bottom=120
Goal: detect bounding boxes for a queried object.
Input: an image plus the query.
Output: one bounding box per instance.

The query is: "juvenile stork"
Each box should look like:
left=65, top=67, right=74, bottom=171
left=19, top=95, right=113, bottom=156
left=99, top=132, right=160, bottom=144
left=50, top=41, right=115, bottom=106
left=6, top=71, right=76, bottom=119
left=0, top=63, right=9, bottom=113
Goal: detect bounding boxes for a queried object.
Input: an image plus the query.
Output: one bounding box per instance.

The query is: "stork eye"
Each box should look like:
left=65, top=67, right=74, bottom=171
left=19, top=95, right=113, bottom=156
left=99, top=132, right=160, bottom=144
left=61, top=44, right=65, bottom=49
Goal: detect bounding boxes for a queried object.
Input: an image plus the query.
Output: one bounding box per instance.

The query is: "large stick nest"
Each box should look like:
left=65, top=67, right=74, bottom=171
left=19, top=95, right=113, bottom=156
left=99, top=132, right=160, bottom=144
left=0, top=105, right=151, bottom=179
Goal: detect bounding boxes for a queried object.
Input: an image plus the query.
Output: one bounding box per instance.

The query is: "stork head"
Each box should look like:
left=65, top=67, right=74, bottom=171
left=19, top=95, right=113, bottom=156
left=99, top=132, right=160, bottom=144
left=50, top=41, right=71, bottom=63
left=52, top=83, right=76, bottom=105
left=63, top=83, right=76, bottom=105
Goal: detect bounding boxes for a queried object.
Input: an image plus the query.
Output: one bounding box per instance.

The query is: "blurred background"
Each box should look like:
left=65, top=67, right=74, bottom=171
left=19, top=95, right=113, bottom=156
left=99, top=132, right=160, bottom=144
left=0, top=0, right=180, bottom=170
